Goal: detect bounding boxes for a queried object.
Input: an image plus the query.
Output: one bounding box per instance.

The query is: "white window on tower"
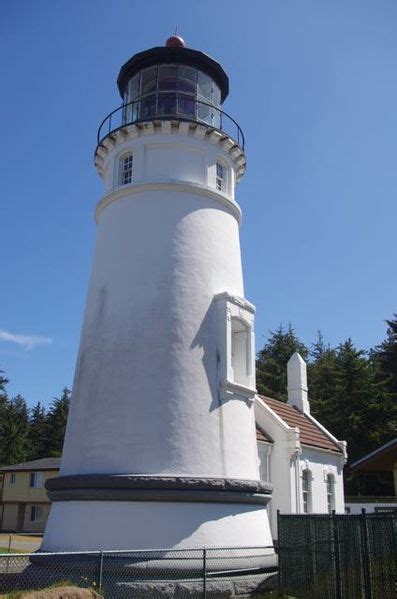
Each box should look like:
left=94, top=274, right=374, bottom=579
left=216, top=162, right=224, bottom=191
left=119, top=154, right=133, bottom=185
left=327, top=473, right=335, bottom=513
left=302, top=469, right=312, bottom=513
left=231, top=318, right=250, bottom=388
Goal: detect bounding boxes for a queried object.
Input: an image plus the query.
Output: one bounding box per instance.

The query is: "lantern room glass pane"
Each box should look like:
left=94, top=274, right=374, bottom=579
left=158, top=65, right=178, bottom=90
left=212, top=83, right=221, bottom=107
left=197, top=71, right=212, bottom=102
left=141, top=67, right=157, bottom=95
left=127, top=75, right=140, bottom=103
left=177, top=66, right=197, bottom=95
left=158, top=92, right=177, bottom=116
left=140, top=94, right=156, bottom=119
left=178, top=95, right=196, bottom=118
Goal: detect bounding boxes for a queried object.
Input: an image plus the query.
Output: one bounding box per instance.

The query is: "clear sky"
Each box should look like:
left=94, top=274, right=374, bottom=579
left=1, top=0, right=396, bottom=407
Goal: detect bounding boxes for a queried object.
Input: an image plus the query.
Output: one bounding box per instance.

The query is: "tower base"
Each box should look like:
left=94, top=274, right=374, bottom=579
left=42, top=500, right=274, bottom=556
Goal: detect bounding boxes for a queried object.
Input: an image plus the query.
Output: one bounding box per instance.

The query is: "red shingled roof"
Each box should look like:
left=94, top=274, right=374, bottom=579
left=258, top=395, right=342, bottom=453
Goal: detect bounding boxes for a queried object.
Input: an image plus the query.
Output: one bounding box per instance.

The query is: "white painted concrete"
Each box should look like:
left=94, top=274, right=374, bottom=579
left=44, top=501, right=273, bottom=552
left=43, top=120, right=273, bottom=553
left=287, top=352, right=310, bottom=414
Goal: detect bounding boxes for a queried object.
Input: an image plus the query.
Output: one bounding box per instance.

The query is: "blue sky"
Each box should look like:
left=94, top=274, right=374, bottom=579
left=1, top=0, right=396, bottom=407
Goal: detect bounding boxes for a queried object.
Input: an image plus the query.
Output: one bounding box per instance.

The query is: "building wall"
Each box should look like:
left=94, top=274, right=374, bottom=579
left=255, top=402, right=294, bottom=537
left=1, top=504, right=18, bottom=531
left=23, top=503, right=51, bottom=533
left=0, top=470, right=57, bottom=532
left=1, top=470, right=57, bottom=503
left=298, top=446, right=345, bottom=514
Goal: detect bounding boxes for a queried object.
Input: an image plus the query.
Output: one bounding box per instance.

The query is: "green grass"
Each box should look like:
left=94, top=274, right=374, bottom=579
left=0, top=548, right=27, bottom=554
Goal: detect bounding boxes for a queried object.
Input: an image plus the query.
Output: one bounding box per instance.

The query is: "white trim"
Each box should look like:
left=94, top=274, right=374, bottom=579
left=95, top=181, right=242, bottom=224
left=305, top=411, right=347, bottom=462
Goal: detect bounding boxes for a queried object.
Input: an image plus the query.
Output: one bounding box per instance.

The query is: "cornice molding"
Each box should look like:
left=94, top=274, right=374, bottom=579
left=94, top=120, right=246, bottom=182
left=95, top=180, right=243, bottom=223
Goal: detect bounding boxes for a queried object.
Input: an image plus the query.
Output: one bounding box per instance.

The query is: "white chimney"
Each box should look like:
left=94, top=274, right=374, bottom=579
left=287, top=352, right=310, bottom=413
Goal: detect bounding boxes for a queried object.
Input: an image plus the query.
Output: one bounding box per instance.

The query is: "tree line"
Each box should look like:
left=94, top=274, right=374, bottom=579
left=0, top=377, right=70, bottom=466
left=0, top=314, right=396, bottom=488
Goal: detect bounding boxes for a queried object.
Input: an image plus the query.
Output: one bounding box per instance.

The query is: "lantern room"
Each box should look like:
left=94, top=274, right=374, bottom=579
left=116, top=37, right=229, bottom=129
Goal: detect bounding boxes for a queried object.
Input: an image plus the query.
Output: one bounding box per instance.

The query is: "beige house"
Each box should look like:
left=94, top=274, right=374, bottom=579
left=0, top=458, right=60, bottom=533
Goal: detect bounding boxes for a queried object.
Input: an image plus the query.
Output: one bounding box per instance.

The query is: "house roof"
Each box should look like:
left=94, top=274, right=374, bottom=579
left=258, top=395, right=342, bottom=453
left=350, top=437, right=397, bottom=473
left=0, top=457, right=61, bottom=472
left=256, top=424, right=273, bottom=443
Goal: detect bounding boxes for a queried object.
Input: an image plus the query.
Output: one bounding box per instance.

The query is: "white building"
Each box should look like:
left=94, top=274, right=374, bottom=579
left=255, top=353, right=347, bottom=538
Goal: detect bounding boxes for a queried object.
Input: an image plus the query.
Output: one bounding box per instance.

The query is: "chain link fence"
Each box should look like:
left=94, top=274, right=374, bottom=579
left=278, top=510, right=397, bottom=599
left=0, top=546, right=277, bottom=597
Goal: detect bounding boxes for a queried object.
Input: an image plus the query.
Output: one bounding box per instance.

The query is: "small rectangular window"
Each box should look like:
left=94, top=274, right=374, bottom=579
left=302, top=470, right=311, bottom=513
left=119, top=154, right=133, bottom=185
left=30, top=505, right=43, bottom=522
left=327, top=474, right=335, bottom=513
left=30, top=472, right=42, bottom=488
left=10, top=473, right=16, bottom=484
left=216, top=162, right=224, bottom=191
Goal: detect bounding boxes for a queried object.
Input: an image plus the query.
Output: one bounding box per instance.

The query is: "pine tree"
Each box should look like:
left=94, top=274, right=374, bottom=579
left=256, top=324, right=308, bottom=400
left=28, top=402, right=47, bottom=460
left=307, top=332, right=338, bottom=422
left=0, top=394, right=30, bottom=465
left=43, top=387, right=71, bottom=457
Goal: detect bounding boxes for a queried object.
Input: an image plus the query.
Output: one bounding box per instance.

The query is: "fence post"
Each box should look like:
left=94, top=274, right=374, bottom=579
left=7, top=534, right=12, bottom=554
left=97, top=550, right=104, bottom=592
left=277, top=510, right=282, bottom=597
left=332, top=510, right=342, bottom=599
left=360, top=509, right=372, bottom=599
left=203, top=548, right=207, bottom=599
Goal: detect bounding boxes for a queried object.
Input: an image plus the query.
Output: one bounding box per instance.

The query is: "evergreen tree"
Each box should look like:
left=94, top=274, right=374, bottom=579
left=43, top=387, right=71, bottom=457
left=28, top=402, right=47, bottom=460
left=0, top=394, right=30, bottom=465
left=371, top=314, right=397, bottom=397
left=307, top=332, right=338, bottom=421
left=256, top=324, right=308, bottom=400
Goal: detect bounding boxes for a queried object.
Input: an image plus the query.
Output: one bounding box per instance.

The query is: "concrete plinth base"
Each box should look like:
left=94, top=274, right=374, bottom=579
left=110, top=571, right=278, bottom=598
left=42, top=500, right=274, bottom=554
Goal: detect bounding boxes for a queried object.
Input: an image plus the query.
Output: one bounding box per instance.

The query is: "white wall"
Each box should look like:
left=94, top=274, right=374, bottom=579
left=43, top=125, right=273, bottom=553
left=298, top=447, right=345, bottom=514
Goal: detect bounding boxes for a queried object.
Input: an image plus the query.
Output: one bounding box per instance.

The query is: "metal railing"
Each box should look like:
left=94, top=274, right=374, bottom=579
left=0, top=545, right=277, bottom=597
left=97, top=92, right=245, bottom=150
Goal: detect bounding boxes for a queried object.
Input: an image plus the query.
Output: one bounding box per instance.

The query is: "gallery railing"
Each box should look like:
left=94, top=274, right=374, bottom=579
left=97, top=92, right=245, bottom=150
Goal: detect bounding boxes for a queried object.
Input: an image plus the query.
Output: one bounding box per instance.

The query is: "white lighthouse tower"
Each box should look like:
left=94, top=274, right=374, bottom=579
left=43, top=37, right=274, bottom=559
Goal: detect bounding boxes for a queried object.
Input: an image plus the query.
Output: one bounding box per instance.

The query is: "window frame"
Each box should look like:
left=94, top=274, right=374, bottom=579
left=327, top=473, right=335, bottom=513
left=10, top=473, right=16, bottom=485
left=216, top=161, right=224, bottom=191
left=118, top=152, right=133, bottom=186
left=30, top=505, right=43, bottom=522
left=302, top=469, right=312, bottom=514
left=29, top=472, right=42, bottom=489
left=214, top=292, right=256, bottom=404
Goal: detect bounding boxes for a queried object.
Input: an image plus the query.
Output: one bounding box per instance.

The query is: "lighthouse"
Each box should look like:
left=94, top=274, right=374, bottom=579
left=42, top=37, right=274, bottom=559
